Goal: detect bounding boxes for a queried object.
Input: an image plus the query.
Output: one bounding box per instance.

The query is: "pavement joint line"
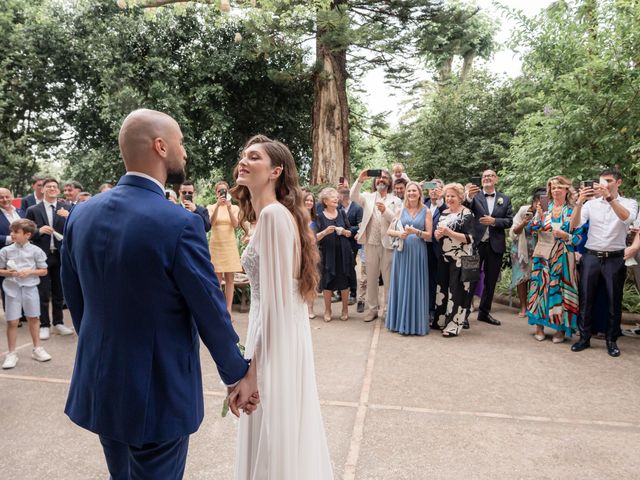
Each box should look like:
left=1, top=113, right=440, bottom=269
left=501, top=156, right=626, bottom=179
left=1, top=341, right=35, bottom=357
left=0, top=373, right=70, bottom=384
left=343, top=316, right=382, bottom=480
left=366, top=404, right=640, bottom=430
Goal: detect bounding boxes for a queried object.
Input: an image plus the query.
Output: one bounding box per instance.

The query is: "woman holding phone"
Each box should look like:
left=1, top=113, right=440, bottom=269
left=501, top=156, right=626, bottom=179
left=526, top=176, right=582, bottom=343
left=208, top=180, right=242, bottom=315
left=509, top=188, right=545, bottom=317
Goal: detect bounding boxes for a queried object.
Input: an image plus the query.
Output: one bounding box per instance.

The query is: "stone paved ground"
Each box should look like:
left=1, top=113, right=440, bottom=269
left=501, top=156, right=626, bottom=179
left=2, top=300, right=640, bottom=479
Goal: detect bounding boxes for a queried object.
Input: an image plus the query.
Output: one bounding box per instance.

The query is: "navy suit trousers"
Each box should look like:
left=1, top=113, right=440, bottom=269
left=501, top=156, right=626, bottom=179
left=100, top=435, right=189, bottom=480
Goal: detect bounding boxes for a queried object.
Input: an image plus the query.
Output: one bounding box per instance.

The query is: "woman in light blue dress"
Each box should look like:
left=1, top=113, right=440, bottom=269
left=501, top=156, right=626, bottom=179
left=386, top=182, right=432, bottom=335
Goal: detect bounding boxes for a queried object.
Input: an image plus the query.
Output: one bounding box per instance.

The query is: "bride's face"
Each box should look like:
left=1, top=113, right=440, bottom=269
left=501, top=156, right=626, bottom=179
left=236, top=144, right=280, bottom=189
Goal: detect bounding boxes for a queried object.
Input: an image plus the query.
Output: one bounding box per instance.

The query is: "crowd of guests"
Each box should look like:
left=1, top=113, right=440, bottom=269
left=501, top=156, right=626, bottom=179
left=301, top=164, right=640, bottom=359
left=3, top=164, right=640, bottom=370
left=0, top=174, right=242, bottom=369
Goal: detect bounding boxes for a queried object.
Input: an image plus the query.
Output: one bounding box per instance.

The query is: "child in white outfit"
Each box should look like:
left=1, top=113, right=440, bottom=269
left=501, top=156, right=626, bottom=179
left=0, top=219, right=51, bottom=369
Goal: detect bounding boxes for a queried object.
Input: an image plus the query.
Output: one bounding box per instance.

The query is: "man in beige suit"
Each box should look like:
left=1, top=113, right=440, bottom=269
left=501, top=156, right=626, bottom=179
left=351, top=169, right=402, bottom=322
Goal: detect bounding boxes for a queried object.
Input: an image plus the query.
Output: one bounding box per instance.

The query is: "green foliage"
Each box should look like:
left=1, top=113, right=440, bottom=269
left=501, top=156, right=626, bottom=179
left=416, top=0, right=498, bottom=81
left=500, top=0, right=640, bottom=204
left=388, top=69, right=521, bottom=184
left=63, top=1, right=314, bottom=190
left=0, top=0, right=77, bottom=194
left=1, top=0, right=314, bottom=193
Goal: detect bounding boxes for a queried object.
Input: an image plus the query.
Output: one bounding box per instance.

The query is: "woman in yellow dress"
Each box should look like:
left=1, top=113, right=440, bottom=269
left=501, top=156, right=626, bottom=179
left=208, top=181, right=242, bottom=314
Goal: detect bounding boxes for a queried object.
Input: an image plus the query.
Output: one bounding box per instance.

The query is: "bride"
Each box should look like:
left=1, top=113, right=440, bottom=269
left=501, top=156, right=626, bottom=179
left=230, top=135, right=334, bottom=479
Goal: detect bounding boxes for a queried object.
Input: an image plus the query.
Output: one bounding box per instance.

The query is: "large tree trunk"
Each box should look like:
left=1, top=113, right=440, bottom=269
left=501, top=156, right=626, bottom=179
left=311, top=43, right=350, bottom=185
left=459, top=50, right=476, bottom=82
left=438, top=56, right=454, bottom=83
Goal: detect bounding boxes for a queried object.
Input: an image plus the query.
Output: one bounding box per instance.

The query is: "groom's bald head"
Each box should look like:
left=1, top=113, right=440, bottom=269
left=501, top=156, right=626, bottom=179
left=118, top=109, right=187, bottom=184
left=119, top=109, right=178, bottom=165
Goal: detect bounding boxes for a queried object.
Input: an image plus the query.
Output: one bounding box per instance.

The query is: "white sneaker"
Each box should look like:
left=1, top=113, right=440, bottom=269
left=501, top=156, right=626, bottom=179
left=53, top=324, right=73, bottom=336
left=2, top=352, right=18, bottom=369
left=32, top=347, right=52, bottom=362
left=39, top=327, right=50, bottom=340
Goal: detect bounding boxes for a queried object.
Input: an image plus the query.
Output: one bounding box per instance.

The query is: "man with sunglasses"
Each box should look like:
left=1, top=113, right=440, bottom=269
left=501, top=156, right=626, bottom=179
left=178, top=181, right=211, bottom=233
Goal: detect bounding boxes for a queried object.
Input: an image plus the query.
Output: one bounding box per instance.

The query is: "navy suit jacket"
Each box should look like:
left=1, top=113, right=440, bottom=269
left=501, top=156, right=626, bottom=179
left=465, top=191, right=513, bottom=254
left=20, top=193, right=38, bottom=211
left=344, top=202, right=363, bottom=251
left=0, top=208, right=25, bottom=245
left=194, top=204, right=212, bottom=233
left=61, top=175, right=248, bottom=446
left=26, top=201, right=69, bottom=255
left=425, top=199, right=446, bottom=257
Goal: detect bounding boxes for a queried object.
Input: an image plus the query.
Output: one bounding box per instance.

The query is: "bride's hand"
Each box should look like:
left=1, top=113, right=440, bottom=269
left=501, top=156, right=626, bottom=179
left=242, top=392, right=260, bottom=414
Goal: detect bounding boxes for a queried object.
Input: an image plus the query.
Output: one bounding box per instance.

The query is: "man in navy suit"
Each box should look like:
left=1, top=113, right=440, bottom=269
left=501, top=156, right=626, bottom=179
left=26, top=178, right=74, bottom=339
left=339, top=187, right=363, bottom=304
left=0, top=188, right=26, bottom=313
left=61, top=109, right=258, bottom=479
left=20, top=175, right=45, bottom=211
left=424, top=180, right=446, bottom=327
left=465, top=170, right=513, bottom=326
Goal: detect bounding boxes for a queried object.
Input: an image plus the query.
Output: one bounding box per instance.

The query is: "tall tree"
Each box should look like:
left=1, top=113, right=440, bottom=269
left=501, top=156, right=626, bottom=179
left=500, top=0, right=640, bottom=204
left=416, top=0, right=497, bottom=83
left=122, top=0, right=443, bottom=184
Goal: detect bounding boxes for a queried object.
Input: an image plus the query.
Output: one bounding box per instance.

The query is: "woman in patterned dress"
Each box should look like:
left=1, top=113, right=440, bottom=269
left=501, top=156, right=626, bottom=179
left=509, top=188, right=545, bottom=317
left=433, top=183, right=475, bottom=338
left=526, top=176, right=581, bottom=343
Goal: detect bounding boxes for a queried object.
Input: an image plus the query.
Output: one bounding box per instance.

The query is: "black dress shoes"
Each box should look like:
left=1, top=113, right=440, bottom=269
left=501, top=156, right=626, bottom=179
left=462, top=319, right=470, bottom=330
left=477, top=314, right=501, bottom=326
left=606, top=340, right=621, bottom=357
left=571, top=338, right=591, bottom=352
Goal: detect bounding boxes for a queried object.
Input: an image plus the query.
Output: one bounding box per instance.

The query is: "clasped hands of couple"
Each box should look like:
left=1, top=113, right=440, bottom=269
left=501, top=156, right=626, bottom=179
left=226, top=362, right=260, bottom=417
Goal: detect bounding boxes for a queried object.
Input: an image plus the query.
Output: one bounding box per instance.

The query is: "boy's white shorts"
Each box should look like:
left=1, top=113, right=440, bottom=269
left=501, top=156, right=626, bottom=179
left=3, top=285, right=40, bottom=321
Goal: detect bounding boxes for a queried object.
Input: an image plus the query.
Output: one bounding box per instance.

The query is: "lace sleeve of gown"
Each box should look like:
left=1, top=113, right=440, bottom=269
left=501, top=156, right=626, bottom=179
left=253, top=203, right=301, bottom=474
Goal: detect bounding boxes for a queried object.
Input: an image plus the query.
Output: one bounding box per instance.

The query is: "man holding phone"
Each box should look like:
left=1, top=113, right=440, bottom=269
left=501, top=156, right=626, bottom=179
left=351, top=169, right=402, bottom=322
left=465, top=169, right=513, bottom=327
left=179, top=181, right=211, bottom=233
left=570, top=168, right=638, bottom=357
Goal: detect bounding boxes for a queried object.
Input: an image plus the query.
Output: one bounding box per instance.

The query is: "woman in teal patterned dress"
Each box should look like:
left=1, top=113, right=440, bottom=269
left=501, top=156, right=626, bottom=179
left=526, top=176, right=582, bottom=343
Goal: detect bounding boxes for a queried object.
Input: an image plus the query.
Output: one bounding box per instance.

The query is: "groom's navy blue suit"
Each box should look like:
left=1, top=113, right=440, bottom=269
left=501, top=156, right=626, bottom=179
left=61, top=174, right=248, bottom=479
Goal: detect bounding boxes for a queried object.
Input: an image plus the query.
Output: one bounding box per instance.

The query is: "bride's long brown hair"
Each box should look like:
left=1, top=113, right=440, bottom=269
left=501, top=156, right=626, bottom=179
left=231, top=135, right=320, bottom=302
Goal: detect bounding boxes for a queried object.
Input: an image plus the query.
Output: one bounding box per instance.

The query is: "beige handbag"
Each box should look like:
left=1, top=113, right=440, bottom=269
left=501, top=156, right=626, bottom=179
left=532, top=230, right=554, bottom=259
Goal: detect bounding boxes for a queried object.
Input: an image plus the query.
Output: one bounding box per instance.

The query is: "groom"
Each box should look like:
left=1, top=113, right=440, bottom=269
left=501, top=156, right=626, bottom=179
left=61, top=109, right=258, bottom=479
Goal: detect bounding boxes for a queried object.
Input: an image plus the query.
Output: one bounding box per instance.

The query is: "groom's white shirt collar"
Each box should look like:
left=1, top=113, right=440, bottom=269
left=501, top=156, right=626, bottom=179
left=126, top=171, right=165, bottom=193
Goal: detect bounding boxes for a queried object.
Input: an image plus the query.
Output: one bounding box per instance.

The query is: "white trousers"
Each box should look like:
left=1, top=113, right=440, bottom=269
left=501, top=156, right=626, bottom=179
left=364, top=243, right=392, bottom=314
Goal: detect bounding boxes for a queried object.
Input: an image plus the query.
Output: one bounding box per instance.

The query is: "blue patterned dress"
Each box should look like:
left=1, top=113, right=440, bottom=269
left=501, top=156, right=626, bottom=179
left=386, top=207, right=430, bottom=336
left=526, top=203, right=582, bottom=336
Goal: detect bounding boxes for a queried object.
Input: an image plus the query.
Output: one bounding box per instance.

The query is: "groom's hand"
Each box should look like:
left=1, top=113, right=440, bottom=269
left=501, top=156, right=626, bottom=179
left=227, top=363, right=259, bottom=417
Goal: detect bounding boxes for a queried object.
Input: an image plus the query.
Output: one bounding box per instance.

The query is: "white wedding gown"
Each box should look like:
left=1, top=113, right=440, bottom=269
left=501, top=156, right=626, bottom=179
left=235, top=202, right=334, bottom=480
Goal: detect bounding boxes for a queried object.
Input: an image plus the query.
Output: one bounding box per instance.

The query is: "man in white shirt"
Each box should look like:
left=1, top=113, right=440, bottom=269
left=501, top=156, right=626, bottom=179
left=351, top=169, right=402, bottom=321
left=570, top=168, right=638, bottom=357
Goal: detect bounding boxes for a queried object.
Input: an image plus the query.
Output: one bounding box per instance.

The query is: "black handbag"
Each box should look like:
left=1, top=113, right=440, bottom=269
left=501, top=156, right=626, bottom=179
left=460, top=252, right=480, bottom=283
